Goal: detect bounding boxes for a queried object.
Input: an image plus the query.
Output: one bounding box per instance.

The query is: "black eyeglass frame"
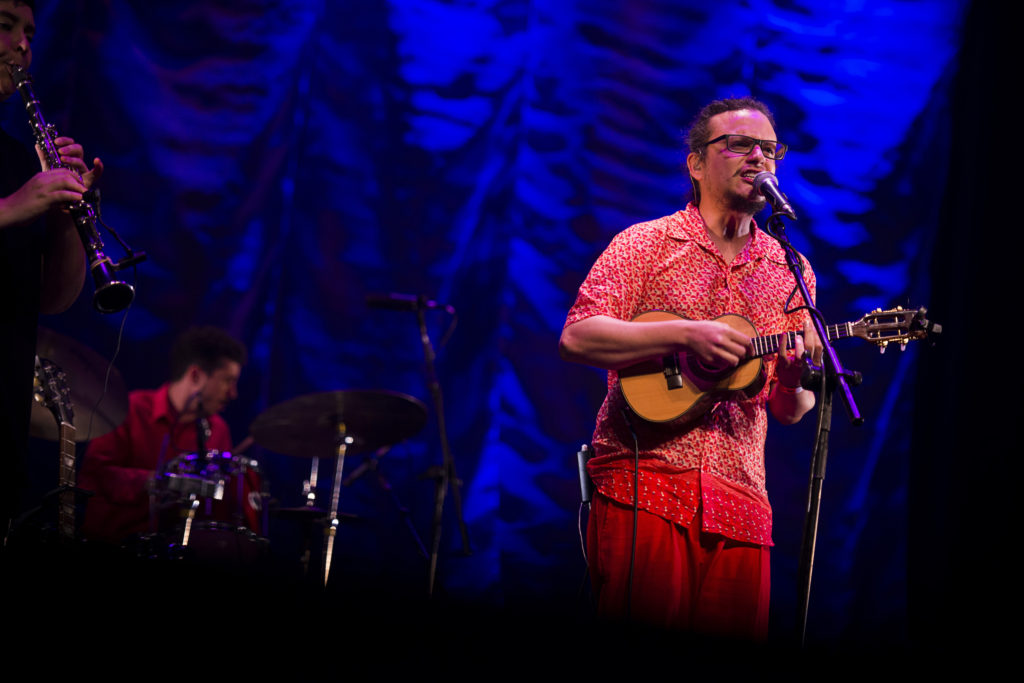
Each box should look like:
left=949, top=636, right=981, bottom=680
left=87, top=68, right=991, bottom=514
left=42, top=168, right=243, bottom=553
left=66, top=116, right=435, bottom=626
left=703, top=134, right=788, bottom=160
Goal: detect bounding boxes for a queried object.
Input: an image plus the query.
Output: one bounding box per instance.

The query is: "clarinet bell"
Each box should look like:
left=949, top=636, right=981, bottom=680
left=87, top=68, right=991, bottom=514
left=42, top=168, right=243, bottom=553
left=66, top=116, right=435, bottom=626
left=90, top=258, right=135, bottom=314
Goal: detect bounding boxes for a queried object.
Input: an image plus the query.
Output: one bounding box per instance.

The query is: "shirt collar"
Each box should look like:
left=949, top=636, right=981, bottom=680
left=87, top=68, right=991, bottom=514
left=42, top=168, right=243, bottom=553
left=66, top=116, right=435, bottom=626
left=668, top=203, right=785, bottom=264
left=152, top=383, right=176, bottom=425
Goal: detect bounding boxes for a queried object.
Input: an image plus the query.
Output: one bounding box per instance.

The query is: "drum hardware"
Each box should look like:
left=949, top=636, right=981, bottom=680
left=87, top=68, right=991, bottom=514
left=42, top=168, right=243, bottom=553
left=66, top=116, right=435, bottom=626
left=270, top=504, right=361, bottom=582
left=290, top=454, right=322, bottom=579
left=324, top=427, right=353, bottom=587
left=304, top=457, right=320, bottom=508
left=180, top=493, right=203, bottom=547
left=164, top=472, right=225, bottom=500
left=154, top=449, right=265, bottom=560
left=250, top=389, right=428, bottom=587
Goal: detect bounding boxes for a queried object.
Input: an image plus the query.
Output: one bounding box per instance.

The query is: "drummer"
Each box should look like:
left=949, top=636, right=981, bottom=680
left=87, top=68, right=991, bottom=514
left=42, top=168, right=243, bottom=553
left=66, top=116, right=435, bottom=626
left=79, top=326, right=258, bottom=544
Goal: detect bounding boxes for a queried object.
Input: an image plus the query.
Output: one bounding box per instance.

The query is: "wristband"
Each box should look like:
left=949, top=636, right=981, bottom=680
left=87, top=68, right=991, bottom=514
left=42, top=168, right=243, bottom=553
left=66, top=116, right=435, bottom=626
left=776, top=382, right=803, bottom=395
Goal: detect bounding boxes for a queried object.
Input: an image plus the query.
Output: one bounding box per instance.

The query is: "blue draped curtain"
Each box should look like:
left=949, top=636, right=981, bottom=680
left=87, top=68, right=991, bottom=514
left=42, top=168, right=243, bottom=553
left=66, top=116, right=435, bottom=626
left=8, top=0, right=968, bottom=644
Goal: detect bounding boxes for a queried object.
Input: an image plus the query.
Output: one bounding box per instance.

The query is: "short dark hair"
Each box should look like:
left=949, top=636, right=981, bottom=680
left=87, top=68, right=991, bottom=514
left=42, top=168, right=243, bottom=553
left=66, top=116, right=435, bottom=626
left=169, top=326, right=247, bottom=380
left=685, top=96, right=778, bottom=205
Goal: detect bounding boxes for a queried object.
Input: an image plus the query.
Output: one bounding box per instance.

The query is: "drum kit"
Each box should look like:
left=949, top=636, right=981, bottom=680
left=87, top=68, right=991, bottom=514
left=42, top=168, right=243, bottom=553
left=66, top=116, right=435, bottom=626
left=28, top=326, right=445, bottom=589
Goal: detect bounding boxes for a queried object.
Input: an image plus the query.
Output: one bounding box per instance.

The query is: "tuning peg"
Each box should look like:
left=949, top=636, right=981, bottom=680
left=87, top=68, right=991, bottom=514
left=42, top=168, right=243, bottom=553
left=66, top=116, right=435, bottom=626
left=900, top=342, right=907, bottom=351
left=879, top=341, right=887, bottom=354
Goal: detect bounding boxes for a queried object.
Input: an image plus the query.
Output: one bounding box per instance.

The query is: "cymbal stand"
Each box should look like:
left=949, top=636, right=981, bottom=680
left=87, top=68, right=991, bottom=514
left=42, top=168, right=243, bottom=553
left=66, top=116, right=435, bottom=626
left=296, top=457, right=321, bottom=580
left=304, top=457, right=320, bottom=508
left=322, top=423, right=352, bottom=587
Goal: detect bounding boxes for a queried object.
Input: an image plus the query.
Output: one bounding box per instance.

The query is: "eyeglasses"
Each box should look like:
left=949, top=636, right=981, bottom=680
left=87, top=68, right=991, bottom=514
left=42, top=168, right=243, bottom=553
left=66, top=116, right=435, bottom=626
left=704, top=134, right=788, bottom=160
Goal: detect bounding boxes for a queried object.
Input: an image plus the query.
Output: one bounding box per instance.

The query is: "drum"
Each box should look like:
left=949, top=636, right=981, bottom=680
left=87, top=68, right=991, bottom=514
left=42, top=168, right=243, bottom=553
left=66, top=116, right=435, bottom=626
left=154, top=450, right=268, bottom=565
left=182, top=521, right=269, bottom=568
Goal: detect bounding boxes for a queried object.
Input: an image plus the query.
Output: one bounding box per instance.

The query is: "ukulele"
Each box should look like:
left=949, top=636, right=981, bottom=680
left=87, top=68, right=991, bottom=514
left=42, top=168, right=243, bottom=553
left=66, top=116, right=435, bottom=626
left=619, top=306, right=937, bottom=424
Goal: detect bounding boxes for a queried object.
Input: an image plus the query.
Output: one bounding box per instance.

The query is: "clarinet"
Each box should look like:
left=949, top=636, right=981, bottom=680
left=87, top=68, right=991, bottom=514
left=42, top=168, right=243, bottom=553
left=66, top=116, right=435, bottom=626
left=10, top=65, right=141, bottom=314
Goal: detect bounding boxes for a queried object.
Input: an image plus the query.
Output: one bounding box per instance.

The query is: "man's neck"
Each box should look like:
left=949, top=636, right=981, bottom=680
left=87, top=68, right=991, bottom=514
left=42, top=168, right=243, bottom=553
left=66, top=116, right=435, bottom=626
left=696, top=201, right=754, bottom=263
left=166, top=380, right=200, bottom=423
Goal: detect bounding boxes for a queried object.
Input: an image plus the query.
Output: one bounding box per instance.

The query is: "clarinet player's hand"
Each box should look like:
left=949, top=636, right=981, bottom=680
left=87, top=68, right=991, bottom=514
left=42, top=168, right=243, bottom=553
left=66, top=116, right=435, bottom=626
left=41, top=136, right=104, bottom=189
left=0, top=168, right=86, bottom=229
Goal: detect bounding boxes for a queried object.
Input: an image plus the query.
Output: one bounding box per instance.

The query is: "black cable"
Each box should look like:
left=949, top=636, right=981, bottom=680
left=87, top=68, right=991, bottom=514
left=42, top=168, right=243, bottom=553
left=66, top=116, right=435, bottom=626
left=576, top=501, right=591, bottom=605
left=620, top=407, right=640, bottom=619
left=84, top=263, right=136, bottom=441
left=763, top=215, right=829, bottom=346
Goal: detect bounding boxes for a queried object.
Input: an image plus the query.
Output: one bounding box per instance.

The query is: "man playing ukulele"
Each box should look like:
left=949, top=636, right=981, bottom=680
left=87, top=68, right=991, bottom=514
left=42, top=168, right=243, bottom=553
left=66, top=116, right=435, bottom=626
left=560, top=97, right=822, bottom=639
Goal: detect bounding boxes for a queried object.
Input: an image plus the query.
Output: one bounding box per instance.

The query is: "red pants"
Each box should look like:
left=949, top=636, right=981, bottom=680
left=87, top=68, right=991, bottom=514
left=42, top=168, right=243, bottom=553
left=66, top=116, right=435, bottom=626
left=588, top=494, right=770, bottom=640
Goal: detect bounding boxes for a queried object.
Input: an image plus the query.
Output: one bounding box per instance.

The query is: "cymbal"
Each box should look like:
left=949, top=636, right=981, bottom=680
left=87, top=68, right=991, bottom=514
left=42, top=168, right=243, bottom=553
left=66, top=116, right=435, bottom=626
left=31, top=327, right=128, bottom=442
left=250, top=390, right=427, bottom=458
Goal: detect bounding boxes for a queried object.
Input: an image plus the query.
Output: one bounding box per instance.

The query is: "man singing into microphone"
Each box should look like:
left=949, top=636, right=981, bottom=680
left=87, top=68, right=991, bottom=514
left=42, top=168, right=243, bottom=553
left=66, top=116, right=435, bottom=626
left=560, top=97, right=822, bottom=639
left=79, top=326, right=257, bottom=544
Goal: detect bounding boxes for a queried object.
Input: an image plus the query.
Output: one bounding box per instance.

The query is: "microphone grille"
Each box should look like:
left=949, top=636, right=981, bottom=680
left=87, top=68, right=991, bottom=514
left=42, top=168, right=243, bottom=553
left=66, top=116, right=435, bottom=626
left=753, top=171, right=776, bottom=191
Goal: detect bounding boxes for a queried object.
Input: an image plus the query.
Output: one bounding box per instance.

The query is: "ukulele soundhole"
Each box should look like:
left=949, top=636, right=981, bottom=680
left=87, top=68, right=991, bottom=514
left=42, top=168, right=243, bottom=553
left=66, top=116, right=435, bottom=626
left=685, top=355, right=735, bottom=384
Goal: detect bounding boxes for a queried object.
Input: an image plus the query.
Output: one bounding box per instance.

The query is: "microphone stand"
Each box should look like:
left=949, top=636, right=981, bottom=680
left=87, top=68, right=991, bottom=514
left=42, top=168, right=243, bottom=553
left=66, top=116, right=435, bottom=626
left=761, top=212, right=864, bottom=646
left=367, top=293, right=471, bottom=595
left=411, top=297, right=472, bottom=598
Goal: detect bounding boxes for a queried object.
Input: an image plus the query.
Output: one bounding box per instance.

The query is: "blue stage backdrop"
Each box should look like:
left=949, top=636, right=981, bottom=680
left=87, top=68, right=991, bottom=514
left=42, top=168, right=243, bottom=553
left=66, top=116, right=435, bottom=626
left=9, top=0, right=967, bottom=643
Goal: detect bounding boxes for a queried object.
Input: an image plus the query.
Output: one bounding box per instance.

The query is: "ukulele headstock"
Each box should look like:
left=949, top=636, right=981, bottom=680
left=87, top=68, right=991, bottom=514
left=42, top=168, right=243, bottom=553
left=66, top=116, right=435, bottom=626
left=849, top=306, right=941, bottom=353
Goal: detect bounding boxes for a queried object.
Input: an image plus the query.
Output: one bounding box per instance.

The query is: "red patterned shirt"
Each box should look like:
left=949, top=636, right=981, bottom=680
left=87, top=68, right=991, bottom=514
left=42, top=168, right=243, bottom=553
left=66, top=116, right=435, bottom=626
left=565, top=204, right=815, bottom=546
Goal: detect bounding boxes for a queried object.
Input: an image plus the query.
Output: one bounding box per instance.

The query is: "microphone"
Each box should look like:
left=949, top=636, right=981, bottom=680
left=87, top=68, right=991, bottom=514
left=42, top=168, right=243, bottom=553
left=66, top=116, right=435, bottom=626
left=753, top=171, right=797, bottom=220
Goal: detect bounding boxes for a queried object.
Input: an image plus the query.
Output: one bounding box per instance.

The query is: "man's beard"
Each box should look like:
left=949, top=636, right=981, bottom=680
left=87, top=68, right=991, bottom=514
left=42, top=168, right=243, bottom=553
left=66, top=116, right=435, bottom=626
left=726, top=188, right=767, bottom=216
